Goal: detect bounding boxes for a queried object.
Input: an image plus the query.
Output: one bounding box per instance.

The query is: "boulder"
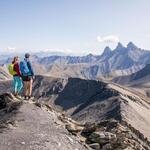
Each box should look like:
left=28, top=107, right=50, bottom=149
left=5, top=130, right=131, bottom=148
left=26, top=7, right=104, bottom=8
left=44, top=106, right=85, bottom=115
left=101, top=143, right=112, bottom=150
left=82, top=124, right=97, bottom=136
left=88, top=131, right=116, bottom=145
left=89, top=143, right=100, bottom=150
left=66, top=123, right=84, bottom=133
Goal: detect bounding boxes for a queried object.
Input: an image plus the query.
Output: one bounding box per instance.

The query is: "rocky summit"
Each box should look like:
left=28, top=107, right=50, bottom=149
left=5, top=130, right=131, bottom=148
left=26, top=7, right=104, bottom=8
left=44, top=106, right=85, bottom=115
left=0, top=75, right=150, bottom=150
left=0, top=93, right=89, bottom=150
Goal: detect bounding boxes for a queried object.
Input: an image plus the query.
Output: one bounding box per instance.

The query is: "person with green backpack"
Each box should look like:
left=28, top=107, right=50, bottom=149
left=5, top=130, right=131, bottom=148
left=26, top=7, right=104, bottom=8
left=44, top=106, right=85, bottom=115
left=8, top=56, right=23, bottom=99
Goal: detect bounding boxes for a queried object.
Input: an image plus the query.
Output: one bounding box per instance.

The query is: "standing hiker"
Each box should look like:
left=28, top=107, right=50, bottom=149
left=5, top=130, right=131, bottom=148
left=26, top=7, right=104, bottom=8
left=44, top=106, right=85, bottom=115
left=8, top=56, right=23, bottom=99
left=20, top=53, right=35, bottom=100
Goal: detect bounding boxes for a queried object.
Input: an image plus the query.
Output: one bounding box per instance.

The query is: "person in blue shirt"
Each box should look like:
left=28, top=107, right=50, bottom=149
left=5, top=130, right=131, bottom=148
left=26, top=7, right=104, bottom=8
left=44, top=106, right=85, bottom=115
left=20, top=53, right=35, bottom=100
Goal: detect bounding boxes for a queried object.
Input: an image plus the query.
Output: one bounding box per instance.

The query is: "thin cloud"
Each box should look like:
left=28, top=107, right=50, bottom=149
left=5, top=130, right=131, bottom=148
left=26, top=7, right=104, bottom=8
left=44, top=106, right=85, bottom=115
left=7, top=47, right=16, bottom=51
left=43, top=48, right=73, bottom=53
left=97, top=35, right=120, bottom=43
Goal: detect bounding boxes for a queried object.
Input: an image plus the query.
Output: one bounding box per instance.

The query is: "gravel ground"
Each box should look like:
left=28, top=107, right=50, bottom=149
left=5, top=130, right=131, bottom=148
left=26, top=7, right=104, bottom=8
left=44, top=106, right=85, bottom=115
left=0, top=102, right=88, bottom=150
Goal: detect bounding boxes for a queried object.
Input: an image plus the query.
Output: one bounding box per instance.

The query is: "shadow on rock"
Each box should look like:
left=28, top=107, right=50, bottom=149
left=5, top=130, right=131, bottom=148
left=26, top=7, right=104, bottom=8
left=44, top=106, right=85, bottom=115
left=0, top=93, right=23, bottom=131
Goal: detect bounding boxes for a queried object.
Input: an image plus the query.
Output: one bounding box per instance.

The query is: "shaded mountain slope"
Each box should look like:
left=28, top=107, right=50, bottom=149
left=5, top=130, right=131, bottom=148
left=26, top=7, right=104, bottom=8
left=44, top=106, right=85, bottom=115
left=113, top=64, right=150, bottom=85
left=0, top=80, right=12, bottom=95
left=32, top=76, right=150, bottom=141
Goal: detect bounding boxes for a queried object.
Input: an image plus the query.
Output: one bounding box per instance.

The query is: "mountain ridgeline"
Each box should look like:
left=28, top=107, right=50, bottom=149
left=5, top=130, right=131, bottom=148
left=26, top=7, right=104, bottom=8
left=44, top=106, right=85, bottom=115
left=1, top=42, right=150, bottom=80
left=33, top=42, right=150, bottom=79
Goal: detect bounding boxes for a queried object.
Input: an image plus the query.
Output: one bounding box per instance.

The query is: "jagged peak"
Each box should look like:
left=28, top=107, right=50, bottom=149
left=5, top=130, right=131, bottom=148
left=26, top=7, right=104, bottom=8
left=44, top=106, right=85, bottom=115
left=102, top=46, right=112, bottom=56
left=127, top=42, right=138, bottom=50
left=116, top=42, right=125, bottom=50
left=104, top=46, right=112, bottom=52
left=87, top=53, right=94, bottom=57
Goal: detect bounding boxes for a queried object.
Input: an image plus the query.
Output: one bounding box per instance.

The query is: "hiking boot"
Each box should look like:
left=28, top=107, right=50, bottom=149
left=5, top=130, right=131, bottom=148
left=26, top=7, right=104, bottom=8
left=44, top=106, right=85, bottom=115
left=24, top=96, right=29, bottom=100
left=15, top=95, right=22, bottom=100
left=28, top=96, right=34, bottom=100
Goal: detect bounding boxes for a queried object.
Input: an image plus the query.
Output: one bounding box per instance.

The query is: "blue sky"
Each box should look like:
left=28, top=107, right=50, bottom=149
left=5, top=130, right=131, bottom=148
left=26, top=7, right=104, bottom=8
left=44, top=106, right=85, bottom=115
left=0, top=0, right=150, bottom=55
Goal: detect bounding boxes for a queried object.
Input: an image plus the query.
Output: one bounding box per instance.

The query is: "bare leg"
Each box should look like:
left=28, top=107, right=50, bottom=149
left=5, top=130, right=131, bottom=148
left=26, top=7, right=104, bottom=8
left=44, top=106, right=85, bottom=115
left=29, top=79, right=33, bottom=96
left=23, top=82, right=28, bottom=96
left=27, top=81, right=30, bottom=96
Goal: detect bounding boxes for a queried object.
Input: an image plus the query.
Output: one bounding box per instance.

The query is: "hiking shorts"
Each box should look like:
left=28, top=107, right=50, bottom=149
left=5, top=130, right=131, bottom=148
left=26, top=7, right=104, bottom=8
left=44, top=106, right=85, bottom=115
left=22, top=76, right=33, bottom=82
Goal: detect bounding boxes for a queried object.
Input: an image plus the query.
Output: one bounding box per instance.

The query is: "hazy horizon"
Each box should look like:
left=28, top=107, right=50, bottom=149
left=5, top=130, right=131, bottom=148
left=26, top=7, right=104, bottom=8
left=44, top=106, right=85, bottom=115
left=1, top=41, right=149, bottom=57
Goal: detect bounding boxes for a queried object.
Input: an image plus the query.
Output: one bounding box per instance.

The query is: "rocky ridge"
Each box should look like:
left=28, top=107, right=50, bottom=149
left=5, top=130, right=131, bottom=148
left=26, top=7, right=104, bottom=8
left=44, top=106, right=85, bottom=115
left=0, top=75, right=150, bottom=149
left=0, top=93, right=150, bottom=150
left=0, top=93, right=89, bottom=150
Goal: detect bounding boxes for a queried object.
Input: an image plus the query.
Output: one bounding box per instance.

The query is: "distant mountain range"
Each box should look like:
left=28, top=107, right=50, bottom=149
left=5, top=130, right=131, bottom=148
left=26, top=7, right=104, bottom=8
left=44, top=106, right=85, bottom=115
left=1, top=42, right=150, bottom=79
left=34, top=42, right=150, bottom=79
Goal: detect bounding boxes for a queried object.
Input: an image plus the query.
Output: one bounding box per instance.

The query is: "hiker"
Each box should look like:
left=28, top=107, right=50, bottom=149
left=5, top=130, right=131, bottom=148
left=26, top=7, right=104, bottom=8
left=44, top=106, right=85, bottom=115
left=20, top=53, right=34, bottom=100
left=8, top=56, right=23, bottom=98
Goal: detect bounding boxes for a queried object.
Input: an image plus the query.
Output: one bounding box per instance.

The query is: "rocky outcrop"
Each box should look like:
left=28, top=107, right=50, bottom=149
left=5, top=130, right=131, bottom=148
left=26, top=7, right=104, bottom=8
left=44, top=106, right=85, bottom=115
left=64, top=118, right=150, bottom=150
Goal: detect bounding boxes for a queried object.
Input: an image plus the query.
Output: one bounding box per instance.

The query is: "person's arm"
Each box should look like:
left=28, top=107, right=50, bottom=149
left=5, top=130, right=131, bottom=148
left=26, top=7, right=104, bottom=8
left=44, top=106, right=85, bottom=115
left=14, top=63, right=21, bottom=77
left=27, top=61, right=34, bottom=76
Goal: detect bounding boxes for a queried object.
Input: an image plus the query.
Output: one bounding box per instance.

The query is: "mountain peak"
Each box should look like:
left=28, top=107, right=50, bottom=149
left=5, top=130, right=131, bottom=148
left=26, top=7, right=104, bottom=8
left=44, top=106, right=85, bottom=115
left=127, top=42, right=138, bottom=50
left=87, top=53, right=94, bottom=57
left=104, top=46, right=111, bottom=52
left=115, top=42, right=125, bottom=50
left=101, top=46, right=112, bottom=58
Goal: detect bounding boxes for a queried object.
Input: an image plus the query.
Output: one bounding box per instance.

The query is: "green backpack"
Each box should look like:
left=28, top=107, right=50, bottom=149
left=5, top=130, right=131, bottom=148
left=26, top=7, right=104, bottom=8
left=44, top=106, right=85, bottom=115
left=8, top=64, right=17, bottom=76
